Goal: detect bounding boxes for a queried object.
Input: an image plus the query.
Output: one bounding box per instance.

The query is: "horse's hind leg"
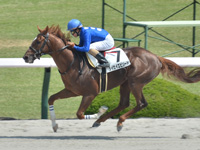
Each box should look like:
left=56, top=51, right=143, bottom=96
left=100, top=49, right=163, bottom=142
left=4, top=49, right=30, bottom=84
left=93, top=81, right=130, bottom=127
left=48, top=88, right=78, bottom=132
left=117, top=84, right=148, bottom=131
left=84, top=105, right=108, bottom=119
left=76, top=94, right=97, bottom=119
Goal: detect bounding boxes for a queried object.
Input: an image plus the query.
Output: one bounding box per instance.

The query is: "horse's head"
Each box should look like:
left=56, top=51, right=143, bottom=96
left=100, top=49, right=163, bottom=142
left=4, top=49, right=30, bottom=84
left=23, top=26, right=51, bottom=63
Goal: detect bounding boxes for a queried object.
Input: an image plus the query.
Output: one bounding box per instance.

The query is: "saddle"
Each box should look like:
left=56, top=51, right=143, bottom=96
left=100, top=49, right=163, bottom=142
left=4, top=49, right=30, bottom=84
left=86, top=48, right=131, bottom=93
left=86, top=48, right=131, bottom=73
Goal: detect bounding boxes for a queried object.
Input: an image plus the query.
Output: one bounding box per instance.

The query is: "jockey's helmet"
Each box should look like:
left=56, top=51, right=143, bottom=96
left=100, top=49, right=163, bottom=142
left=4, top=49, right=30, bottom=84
left=67, top=19, right=83, bottom=31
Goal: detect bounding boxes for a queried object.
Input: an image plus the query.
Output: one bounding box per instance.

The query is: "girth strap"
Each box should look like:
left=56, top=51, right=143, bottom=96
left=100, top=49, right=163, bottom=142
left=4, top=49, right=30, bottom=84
left=99, top=67, right=108, bottom=93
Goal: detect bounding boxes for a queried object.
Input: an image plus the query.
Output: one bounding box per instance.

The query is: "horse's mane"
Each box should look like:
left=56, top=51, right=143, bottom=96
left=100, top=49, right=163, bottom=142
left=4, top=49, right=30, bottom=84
left=48, top=25, right=70, bottom=44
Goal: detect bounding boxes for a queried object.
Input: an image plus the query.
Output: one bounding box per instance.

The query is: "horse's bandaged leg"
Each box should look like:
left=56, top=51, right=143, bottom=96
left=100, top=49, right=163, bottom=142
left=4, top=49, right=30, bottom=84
left=49, top=105, right=57, bottom=128
left=85, top=114, right=98, bottom=119
left=98, top=106, right=108, bottom=116
left=84, top=106, right=108, bottom=119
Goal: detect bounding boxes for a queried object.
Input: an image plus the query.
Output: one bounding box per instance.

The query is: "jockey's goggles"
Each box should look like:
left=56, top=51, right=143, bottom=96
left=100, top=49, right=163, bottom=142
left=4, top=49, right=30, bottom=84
left=70, top=28, right=80, bottom=36
left=70, top=29, right=76, bottom=35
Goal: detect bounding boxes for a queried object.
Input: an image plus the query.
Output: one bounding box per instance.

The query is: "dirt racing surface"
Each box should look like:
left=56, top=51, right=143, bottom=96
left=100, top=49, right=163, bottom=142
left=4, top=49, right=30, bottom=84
left=0, top=118, right=200, bottom=150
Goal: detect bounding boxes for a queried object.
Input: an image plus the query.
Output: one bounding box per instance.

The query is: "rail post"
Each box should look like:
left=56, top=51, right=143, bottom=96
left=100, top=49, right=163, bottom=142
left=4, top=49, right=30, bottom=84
left=102, top=0, right=105, bottom=29
left=192, top=0, right=197, bottom=57
left=41, top=67, right=51, bottom=119
left=123, top=0, right=127, bottom=48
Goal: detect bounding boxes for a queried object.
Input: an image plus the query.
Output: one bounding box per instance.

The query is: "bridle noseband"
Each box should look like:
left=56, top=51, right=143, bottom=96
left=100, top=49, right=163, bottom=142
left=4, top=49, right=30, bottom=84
left=29, top=33, right=69, bottom=60
left=28, top=32, right=79, bottom=75
left=29, top=33, right=50, bottom=59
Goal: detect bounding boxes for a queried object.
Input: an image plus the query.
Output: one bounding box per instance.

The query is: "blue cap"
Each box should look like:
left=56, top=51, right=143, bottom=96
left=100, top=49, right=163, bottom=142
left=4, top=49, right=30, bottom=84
left=67, top=19, right=83, bottom=31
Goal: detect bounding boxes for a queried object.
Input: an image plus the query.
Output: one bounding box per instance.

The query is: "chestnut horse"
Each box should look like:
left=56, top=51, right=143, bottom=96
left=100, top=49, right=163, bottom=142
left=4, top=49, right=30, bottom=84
left=23, top=25, right=200, bottom=132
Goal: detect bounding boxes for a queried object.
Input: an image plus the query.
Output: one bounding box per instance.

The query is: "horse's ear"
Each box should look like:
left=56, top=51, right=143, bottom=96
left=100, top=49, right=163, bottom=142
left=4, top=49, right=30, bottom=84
left=37, top=25, right=42, bottom=32
left=45, top=26, right=49, bottom=32
left=41, top=26, right=49, bottom=35
left=37, top=25, right=49, bottom=34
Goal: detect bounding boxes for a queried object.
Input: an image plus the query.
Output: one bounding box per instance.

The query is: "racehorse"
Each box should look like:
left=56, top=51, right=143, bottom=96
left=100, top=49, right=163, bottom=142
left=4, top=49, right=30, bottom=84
left=23, top=25, right=200, bottom=132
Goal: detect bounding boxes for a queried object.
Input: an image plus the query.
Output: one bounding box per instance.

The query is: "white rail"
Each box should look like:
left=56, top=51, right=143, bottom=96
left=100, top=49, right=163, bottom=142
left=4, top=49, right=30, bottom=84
left=165, top=57, right=200, bottom=67
left=0, top=58, right=56, bottom=68
left=0, top=57, right=200, bottom=68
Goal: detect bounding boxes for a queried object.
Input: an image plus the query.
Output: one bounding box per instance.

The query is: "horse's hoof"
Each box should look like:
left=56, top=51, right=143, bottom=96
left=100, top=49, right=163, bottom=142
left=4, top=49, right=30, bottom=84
left=53, top=124, right=58, bottom=132
left=117, top=124, right=123, bottom=132
left=117, top=122, right=123, bottom=132
left=92, top=122, right=101, bottom=127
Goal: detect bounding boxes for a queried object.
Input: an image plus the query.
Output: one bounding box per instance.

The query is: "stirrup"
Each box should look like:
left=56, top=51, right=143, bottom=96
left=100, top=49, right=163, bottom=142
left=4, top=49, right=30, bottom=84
left=97, top=63, right=110, bottom=68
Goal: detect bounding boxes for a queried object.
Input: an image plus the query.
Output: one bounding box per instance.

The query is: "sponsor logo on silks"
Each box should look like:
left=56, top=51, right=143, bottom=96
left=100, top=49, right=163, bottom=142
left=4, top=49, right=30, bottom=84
left=110, top=61, right=130, bottom=71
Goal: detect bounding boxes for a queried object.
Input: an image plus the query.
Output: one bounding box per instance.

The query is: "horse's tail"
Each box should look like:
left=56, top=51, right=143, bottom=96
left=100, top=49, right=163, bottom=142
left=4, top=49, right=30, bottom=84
left=158, top=56, right=200, bottom=83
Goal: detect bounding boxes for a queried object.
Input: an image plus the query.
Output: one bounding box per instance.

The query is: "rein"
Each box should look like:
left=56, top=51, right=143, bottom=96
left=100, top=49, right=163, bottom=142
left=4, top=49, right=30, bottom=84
left=59, top=50, right=86, bottom=75
left=30, top=32, right=85, bottom=75
left=30, top=33, right=69, bottom=57
left=58, top=53, right=75, bottom=75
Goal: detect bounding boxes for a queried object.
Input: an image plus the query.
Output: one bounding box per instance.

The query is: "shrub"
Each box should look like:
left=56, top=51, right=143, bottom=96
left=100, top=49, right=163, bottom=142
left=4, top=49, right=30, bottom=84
left=85, top=78, right=200, bottom=118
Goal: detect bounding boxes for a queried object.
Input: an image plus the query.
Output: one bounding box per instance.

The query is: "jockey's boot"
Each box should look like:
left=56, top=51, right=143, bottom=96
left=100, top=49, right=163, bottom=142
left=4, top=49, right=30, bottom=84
left=89, top=49, right=110, bottom=68
left=95, top=53, right=110, bottom=68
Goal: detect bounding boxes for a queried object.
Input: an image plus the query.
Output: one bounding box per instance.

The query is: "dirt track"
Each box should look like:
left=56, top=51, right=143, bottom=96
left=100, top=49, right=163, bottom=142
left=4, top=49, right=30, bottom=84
left=0, top=118, right=200, bottom=150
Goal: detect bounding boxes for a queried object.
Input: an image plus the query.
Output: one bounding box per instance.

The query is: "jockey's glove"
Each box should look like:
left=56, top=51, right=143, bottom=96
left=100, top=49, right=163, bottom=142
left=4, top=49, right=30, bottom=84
left=67, top=42, right=75, bottom=48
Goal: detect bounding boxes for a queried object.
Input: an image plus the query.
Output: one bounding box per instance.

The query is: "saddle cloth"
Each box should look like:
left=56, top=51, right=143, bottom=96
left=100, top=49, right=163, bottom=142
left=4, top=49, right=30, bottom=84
left=86, top=48, right=131, bottom=73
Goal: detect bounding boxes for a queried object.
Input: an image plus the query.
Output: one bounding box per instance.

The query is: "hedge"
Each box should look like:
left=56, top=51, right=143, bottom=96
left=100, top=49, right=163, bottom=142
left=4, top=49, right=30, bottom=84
left=85, top=78, right=200, bottom=118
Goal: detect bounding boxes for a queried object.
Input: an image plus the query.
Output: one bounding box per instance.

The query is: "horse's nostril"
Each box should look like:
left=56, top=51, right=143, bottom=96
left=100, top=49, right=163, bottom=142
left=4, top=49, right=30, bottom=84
left=23, top=56, right=28, bottom=62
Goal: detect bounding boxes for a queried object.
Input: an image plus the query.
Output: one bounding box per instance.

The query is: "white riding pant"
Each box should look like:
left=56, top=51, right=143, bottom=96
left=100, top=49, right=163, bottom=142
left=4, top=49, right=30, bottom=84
left=89, top=34, right=114, bottom=51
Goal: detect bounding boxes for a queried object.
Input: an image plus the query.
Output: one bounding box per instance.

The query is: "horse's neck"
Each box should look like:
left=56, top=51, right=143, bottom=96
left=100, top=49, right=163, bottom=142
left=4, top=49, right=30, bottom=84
left=51, top=50, right=74, bottom=73
left=49, top=34, right=74, bottom=73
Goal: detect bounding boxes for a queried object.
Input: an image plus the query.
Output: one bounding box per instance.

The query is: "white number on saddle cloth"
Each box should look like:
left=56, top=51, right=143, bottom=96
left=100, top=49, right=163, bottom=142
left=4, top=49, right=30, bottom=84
left=86, top=48, right=131, bottom=73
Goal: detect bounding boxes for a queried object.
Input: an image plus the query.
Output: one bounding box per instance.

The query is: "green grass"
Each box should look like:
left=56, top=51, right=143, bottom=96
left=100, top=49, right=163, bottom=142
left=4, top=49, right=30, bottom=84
left=0, top=0, right=200, bottom=119
left=0, top=67, right=82, bottom=119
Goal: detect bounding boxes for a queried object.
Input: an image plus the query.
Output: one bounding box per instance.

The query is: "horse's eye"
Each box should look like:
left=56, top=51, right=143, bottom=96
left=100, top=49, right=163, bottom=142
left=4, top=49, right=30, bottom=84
left=36, top=40, right=40, bottom=45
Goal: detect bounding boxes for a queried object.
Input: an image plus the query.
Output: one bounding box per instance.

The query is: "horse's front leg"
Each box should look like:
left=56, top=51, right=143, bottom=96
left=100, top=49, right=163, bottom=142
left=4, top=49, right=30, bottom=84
left=48, top=88, right=78, bottom=132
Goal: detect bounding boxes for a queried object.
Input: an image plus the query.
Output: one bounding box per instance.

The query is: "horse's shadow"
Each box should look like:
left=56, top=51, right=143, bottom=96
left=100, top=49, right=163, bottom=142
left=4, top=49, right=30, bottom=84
left=0, top=135, right=167, bottom=140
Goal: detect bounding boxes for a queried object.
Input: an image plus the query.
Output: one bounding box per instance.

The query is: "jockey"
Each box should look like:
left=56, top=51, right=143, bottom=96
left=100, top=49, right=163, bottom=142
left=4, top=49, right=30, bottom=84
left=67, top=19, right=114, bottom=68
